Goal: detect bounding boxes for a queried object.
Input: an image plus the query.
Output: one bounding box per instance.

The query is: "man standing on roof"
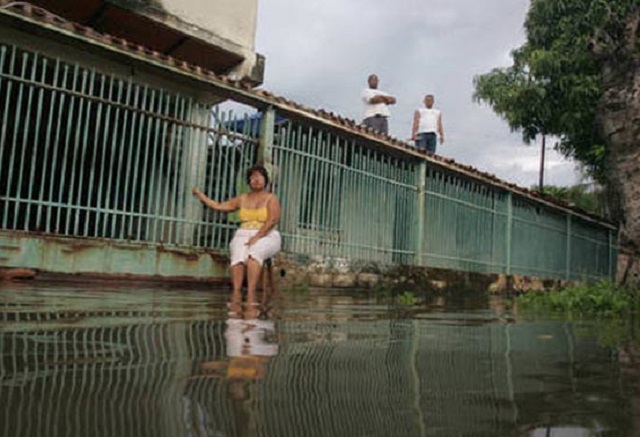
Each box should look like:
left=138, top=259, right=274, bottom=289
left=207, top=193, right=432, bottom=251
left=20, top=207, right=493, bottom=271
left=361, top=74, right=396, bottom=135
left=411, top=94, right=445, bottom=154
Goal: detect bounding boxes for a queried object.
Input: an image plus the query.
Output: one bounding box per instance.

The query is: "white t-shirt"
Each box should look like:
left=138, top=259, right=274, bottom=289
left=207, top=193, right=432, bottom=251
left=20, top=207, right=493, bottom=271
left=361, top=88, right=391, bottom=119
left=417, top=108, right=441, bottom=134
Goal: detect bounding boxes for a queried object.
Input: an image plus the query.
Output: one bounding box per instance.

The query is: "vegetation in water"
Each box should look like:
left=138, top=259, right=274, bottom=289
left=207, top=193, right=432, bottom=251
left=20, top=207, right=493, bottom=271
left=517, top=281, right=640, bottom=318
left=516, top=282, right=640, bottom=347
left=396, top=291, right=421, bottom=306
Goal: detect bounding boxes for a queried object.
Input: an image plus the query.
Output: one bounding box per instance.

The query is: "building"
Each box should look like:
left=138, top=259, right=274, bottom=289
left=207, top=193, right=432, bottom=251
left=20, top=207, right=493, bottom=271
left=23, top=0, right=264, bottom=85
left=0, top=1, right=617, bottom=284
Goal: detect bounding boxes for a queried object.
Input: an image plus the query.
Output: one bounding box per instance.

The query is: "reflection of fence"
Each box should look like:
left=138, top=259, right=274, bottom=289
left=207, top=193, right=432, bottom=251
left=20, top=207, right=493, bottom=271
left=1, top=317, right=226, bottom=437
left=0, top=40, right=615, bottom=280
left=0, top=308, right=628, bottom=437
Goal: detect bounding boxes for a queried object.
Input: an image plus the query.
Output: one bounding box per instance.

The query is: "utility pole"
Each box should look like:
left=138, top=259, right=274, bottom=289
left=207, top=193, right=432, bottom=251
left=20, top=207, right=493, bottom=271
left=538, top=134, right=546, bottom=192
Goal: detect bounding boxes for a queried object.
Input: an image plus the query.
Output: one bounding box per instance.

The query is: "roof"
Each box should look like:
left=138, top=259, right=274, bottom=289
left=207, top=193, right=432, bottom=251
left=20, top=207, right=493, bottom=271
left=20, top=0, right=262, bottom=84
left=0, top=2, right=616, bottom=228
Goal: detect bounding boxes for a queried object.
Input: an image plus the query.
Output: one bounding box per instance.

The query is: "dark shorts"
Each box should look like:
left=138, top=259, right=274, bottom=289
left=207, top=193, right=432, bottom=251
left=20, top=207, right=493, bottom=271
left=362, top=115, right=388, bottom=134
left=416, top=132, right=437, bottom=153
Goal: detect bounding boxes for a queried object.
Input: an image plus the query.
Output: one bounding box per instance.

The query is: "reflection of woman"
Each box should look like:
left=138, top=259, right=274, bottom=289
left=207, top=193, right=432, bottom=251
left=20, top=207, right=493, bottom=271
left=225, top=318, right=279, bottom=358
left=195, top=313, right=278, bottom=388
left=193, top=165, right=282, bottom=299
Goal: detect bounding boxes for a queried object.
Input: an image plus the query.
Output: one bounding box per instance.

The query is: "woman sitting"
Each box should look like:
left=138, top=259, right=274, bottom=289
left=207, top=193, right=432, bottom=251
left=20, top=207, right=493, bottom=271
left=193, top=165, right=282, bottom=300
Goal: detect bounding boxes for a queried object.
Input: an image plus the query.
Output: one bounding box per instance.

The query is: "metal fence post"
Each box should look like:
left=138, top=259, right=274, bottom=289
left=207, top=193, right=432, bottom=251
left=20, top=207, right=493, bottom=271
left=609, top=229, right=615, bottom=281
left=183, top=104, right=209, bottom=246
left=259, top=106, right=275, bottom=169
left=415, top=160, right=427, bottom=266
left=565, top=214, right=572, bottom=281
left=506, top=192, right=513, bottom=275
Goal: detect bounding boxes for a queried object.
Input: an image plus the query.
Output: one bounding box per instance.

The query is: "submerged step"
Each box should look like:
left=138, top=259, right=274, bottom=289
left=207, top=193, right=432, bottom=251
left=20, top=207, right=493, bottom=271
left=0, top=245, right=20, bottom=251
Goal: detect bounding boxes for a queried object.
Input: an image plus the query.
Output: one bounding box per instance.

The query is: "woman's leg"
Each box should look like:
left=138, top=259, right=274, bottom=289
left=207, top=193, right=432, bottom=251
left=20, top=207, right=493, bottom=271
left=231, top=263, right=245, bottom=297
left=246, top=257, right=262, bottom=301
left=246, top=231, right=281, bottom=305
left=229, top=230, right=250, bottom=299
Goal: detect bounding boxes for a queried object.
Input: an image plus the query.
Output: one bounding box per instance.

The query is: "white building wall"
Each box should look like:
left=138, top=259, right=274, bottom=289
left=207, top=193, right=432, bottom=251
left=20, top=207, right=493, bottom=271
left=159, top=0, right=258, bottom=52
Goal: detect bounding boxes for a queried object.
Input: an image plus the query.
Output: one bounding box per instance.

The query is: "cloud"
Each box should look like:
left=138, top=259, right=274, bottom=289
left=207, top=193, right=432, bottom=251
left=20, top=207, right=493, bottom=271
left=255, top=0, right=581, bottom=188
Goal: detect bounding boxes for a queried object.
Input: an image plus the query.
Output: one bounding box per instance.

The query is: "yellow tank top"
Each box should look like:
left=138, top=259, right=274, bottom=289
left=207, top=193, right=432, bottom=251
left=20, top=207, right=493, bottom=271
left=238, top=206, right=268, bottom=229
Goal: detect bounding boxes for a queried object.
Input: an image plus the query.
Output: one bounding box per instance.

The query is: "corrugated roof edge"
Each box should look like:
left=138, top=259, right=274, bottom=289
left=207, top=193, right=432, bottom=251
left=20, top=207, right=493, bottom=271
left=0, top=2, right=616, bottom=228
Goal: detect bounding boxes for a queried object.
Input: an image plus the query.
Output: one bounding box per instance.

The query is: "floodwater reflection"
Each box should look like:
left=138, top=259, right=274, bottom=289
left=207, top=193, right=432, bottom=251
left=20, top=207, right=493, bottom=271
left=1, top=283, right=639, bottom=436
left=192, top=300, right=279, bottom=382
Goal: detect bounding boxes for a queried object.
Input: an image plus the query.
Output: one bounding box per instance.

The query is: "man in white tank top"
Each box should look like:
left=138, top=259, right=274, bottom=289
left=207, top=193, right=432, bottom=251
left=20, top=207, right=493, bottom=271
left=411, top=94, right=445, bottom=153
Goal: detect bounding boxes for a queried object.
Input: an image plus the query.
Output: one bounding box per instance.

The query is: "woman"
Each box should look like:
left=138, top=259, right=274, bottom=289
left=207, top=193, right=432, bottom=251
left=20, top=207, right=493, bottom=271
left=193, top=165, right=281, bottom=300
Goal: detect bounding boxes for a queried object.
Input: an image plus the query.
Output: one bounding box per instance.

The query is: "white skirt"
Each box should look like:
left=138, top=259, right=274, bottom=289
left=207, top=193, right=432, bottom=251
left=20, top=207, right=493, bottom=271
left=229, top=229, right=281, bottom=266
left=225, top=318, right=279, bottom=357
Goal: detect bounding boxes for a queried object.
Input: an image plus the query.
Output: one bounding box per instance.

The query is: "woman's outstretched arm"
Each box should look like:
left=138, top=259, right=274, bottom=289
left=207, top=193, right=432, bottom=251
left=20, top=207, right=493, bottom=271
left=192, top=187, right=240, bottom=212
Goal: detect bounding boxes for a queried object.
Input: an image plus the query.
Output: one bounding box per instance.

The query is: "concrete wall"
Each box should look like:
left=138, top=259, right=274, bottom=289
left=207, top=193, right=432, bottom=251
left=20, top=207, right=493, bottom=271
left=158, top=0, right=258, bottom=51
left=108, top=0, right=261, bottom=81
left=273, top=252, right=573, bottom=293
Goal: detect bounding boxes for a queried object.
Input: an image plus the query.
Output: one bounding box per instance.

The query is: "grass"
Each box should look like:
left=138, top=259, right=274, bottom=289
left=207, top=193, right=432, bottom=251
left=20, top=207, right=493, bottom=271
left=517, top=282, right=640, bottom=347
left=516, top=281, right=640, bottom=318
left=396, top=291, right=421, bottom=306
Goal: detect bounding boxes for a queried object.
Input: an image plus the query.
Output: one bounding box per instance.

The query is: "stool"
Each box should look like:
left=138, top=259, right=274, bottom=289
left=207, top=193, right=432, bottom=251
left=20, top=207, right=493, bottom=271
left=260, top=258, right=276, bottom=303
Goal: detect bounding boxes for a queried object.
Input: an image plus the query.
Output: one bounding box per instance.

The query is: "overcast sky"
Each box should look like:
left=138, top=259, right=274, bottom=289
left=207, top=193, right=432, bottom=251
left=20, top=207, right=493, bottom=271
left=253, top=0, right=583, bottom=189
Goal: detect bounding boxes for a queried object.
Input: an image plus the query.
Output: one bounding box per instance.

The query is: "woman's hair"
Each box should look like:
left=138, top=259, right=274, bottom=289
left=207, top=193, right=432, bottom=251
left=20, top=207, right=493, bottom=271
left=246, top=165, right=270, bottom=186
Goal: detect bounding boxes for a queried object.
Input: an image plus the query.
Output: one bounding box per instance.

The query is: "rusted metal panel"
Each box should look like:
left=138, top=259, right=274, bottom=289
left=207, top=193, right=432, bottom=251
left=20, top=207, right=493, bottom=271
left=0, top=230, right=228, bottom=281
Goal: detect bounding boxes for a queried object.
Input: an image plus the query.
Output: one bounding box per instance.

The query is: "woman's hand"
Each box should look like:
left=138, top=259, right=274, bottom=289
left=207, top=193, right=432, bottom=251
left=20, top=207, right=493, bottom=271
left=245, top=235, right=261, bottom=247
left=193, top=187, right=205, bottom=202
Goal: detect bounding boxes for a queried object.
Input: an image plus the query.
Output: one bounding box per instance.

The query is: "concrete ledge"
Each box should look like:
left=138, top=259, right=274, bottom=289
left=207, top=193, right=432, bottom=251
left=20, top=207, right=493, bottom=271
left=0, top=231, right=230, bottom=282
left=0, top=268, right=36, bottom=281
left=273, top=253, right=577, bottom=293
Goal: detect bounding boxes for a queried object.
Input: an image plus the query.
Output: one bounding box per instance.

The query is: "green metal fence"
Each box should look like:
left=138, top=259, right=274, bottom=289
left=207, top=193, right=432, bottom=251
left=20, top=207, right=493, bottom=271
left=422, top=166, right=510, bottom=273
left=0, top=43, right=257, bottom=251
left=0, top=41, right=617, bottom=281
left=271, top=114, right=615, bottom=281
left=272, top=120, right=419, bottom=265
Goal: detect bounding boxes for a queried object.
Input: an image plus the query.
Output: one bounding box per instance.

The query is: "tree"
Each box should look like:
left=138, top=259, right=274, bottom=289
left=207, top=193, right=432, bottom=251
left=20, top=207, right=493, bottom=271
left=537, top=184, right=606, bottom=216
left=474, top=0, right=640, bottom=283
left=473, top=52, right=557, bottom=190
left=474, top=3, right=606, bottom=179
left=473, top=54, right=553, bottom=143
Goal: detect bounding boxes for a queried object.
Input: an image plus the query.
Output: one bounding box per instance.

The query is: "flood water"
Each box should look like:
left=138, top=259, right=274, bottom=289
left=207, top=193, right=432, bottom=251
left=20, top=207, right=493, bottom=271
left=1, top=282, right=639, bottom=437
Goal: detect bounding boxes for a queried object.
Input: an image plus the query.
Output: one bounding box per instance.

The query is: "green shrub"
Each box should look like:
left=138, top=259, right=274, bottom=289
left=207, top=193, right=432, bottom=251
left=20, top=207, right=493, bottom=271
left=397, top=291, right=421, bottom=306
left=517, top=281, right=640, bottom=318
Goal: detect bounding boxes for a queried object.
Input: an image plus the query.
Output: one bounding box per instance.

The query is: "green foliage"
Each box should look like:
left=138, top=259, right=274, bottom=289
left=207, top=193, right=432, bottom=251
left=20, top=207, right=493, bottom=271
left=517, top=281, right=640, bottom=318
left=519, top=282, right=640, bottom=347
left=537, top=184, right=606, bottom=214
left=396, top=291, right=421, bottom=306
left=473, top=0, right=640, bottom=183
